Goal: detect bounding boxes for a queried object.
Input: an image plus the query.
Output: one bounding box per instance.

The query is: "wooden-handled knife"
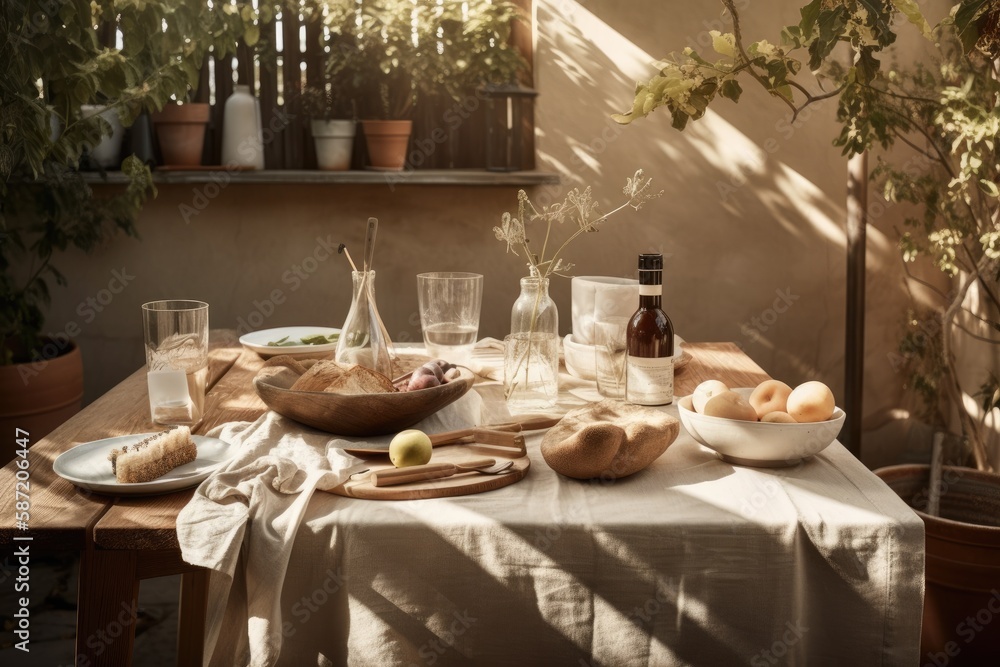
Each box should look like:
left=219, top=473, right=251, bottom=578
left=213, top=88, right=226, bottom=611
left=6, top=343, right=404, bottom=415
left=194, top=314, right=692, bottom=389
left=372, top=457, right=498, bottom=487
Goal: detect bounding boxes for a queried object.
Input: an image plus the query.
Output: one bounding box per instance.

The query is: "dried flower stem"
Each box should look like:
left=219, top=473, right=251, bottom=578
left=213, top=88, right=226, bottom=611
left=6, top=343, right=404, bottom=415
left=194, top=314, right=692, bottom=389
left=495, top=170, right=661, bottom=401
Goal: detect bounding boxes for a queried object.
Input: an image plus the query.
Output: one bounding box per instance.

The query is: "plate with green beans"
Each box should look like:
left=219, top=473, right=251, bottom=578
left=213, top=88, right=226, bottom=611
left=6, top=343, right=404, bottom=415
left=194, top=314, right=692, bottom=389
left=239, top=326, right=342, bottom=359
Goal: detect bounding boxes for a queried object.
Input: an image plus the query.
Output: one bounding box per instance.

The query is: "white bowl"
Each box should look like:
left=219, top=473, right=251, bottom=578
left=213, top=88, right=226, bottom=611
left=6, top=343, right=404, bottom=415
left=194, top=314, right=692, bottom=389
left=564, top=333, right=685, bottom=381
left=563, top=333, right=597, bottom=380
left=571, top=276, right=638, bottom=345
left=677, top=388, right=845, bottom=467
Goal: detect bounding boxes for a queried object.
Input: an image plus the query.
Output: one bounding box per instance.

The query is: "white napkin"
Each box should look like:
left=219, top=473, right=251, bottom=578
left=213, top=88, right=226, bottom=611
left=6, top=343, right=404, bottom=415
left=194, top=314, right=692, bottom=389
left=177, top=390, right=482, bottom=667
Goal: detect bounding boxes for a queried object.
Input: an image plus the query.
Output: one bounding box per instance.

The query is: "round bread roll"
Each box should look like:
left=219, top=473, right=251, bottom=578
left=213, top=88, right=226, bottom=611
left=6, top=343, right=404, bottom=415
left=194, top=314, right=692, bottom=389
left=749, top=380, right=793, bottom=420
left=703, top=391, right=758, bottom=422
left=692, top=380, right=729, bottom=414
left=541, top=400, right=679, bottom=480
left=761, top=411, right=797, bottom=423
left=787, top=381, right=836, bottom=423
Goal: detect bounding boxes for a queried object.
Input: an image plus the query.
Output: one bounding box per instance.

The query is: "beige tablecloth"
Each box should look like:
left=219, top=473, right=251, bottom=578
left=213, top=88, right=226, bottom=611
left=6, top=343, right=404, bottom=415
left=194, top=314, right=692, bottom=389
left=179, top=348, right=924, bottom=667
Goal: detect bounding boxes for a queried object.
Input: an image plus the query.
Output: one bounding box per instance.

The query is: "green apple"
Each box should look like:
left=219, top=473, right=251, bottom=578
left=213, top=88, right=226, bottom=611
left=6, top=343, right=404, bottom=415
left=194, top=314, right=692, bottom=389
left=389, top=429, right=433, bottom=468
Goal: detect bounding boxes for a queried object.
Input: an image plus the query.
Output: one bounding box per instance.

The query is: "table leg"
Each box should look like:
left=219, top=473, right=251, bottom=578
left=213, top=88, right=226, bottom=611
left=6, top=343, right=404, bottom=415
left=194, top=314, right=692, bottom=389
left=177, top=568, right=210, bottom=666
left=76, top=548, right=140, bottom=667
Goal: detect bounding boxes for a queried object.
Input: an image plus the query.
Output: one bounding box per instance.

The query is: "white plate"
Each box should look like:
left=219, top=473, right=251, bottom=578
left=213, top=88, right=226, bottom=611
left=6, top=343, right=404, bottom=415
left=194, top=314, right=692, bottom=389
left=564, top=334, right=685, bottom=381
left=53, top=434, right=236, bottom=495
left=239, top=326, right=341, bottom=358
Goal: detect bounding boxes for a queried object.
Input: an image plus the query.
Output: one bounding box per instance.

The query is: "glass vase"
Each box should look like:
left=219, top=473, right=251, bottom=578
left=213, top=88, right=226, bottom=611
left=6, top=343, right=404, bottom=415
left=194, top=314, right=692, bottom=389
left=336, top=270, right=395, bottom=378
left=504, top=275, right=559, bottom=411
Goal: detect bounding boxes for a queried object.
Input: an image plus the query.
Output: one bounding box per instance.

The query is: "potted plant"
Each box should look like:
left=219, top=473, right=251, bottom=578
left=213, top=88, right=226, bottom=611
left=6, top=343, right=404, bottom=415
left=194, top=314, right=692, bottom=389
left=135, top=0, right=257, bottom=166
left=0, top=0, right=252, bottom=457
left=80, top=102, right=125, bottom=169
left=298, top=85, right=357, bottom=170
left=614, top=0, right=999, bottom=656
left=351, top=0, right=525, bottom=170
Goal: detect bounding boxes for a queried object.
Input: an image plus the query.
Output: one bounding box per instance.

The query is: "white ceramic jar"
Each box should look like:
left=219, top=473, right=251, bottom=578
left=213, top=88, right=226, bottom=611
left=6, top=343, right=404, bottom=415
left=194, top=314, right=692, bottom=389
left=221, top=85, right=264, bottom=169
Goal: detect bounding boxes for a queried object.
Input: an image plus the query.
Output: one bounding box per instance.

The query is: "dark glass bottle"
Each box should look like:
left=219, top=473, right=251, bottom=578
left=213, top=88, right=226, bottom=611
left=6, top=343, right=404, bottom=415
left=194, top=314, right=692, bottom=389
left=626, top=253, right=675, bottom=405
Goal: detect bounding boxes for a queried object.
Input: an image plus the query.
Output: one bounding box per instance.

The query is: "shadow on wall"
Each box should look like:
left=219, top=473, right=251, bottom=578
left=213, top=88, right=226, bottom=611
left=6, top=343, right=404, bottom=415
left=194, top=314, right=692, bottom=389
left=533, top=0, right=933, bottom=452
left=535, top=0, right=847, bottom=387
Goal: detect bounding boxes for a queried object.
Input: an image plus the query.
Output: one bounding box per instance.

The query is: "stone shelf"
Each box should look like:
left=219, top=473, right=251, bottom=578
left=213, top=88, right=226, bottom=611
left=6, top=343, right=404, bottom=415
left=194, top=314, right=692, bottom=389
left=81, top=169, right=560, bottom=186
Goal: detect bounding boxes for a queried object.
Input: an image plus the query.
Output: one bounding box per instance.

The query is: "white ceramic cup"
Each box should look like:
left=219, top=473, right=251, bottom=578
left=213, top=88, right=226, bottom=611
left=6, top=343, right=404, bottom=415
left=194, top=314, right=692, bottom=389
left=570, top=276, right=639, bottom=345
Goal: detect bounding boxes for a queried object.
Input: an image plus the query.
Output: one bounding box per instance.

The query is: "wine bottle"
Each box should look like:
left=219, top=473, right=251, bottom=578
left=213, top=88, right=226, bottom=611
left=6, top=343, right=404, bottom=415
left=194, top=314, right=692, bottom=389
left=626, top=253, right=675, bottom=405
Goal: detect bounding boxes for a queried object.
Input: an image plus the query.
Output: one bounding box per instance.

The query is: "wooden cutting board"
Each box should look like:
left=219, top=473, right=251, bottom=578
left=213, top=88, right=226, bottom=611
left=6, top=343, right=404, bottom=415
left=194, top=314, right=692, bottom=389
left=330, top=442, right=530, bottom=500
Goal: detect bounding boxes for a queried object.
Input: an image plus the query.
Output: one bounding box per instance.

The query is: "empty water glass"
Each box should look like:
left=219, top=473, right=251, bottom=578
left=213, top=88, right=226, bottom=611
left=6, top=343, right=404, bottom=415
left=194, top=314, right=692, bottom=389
left=594, top=316, right=629, bottom=399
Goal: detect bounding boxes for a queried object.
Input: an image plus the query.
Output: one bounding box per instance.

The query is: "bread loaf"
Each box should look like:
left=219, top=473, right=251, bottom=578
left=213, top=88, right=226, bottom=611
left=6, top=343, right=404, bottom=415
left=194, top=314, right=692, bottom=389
left=289, top=360, right=350, bottom=392
left=324, top=365, right=395, bottom=395
left=541, top=401, right=679, bottom=480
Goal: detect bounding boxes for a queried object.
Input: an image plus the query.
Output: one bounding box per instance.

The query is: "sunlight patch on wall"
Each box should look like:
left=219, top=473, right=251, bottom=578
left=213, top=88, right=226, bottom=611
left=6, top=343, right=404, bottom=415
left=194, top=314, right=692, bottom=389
left=536, top=0, right=845, bottom=247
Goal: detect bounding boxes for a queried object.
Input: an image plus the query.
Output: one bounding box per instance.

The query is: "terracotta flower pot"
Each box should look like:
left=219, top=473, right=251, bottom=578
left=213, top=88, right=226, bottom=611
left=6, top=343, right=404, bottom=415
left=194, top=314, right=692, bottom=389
left=152, top=102, right=211, bottom=166
left=0, top=339, right=84, bottom=463
left=875, top=464, right=1000, bottom=663
left=362, top=120, right=412, bottom=171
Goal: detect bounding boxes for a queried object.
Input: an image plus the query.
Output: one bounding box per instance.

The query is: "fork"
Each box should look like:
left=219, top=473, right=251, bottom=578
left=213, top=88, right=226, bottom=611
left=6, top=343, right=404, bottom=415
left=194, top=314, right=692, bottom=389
left=371, top=458, right=514, bottom=487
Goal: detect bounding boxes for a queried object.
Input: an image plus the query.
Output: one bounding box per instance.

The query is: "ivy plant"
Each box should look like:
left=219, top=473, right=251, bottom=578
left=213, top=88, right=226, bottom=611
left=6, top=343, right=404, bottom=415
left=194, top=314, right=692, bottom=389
left=1, top=0, right=254, bottom=366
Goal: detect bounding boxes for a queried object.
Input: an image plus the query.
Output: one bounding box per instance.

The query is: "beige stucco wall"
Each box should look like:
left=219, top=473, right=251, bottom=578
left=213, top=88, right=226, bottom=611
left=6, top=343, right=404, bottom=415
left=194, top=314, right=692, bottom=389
left=41, top=0, right=988, bottom=464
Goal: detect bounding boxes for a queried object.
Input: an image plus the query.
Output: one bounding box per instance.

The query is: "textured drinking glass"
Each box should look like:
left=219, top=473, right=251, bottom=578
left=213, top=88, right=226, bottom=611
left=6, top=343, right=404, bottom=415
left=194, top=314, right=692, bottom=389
left=142, top=300, right=209, bottom=426
left=417, top=272, right=483, bottom=365
left=594, top=317, right=629, bottom=399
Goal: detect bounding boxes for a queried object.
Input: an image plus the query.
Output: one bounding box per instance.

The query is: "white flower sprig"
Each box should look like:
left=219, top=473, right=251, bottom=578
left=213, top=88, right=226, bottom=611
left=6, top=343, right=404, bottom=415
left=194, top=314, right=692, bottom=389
left=494, top=169, right=661, bottom=278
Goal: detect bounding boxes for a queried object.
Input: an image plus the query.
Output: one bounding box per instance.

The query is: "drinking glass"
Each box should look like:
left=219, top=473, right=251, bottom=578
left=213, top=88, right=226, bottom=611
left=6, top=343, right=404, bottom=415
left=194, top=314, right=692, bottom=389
left=594, top=316, right=629, bottom=399
left=142, top=300, right=209, bottom=426
left=417, top=272, right=483, bottom=365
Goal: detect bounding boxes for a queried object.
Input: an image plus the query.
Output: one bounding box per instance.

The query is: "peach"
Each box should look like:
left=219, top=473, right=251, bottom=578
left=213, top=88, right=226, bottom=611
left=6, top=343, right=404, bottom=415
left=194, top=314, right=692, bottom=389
left=749, top=380, right=793, bottom=420
left=761, top=411, right=797, bottom=423
left=703, top=390, right=757, bottom=422
left=692, top=380, right=730, bottom=414
left=787, top=381, right=836, bottom=423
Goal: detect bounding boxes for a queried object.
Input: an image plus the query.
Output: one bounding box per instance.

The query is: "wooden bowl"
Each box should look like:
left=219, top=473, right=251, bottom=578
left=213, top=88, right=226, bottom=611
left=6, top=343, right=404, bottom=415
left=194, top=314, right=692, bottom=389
left=253, top=367, right=475, bottom=436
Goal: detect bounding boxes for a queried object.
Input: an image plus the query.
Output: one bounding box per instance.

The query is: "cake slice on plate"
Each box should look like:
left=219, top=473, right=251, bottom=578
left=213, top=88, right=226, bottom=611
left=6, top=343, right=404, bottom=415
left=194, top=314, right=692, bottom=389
left=109, top=426, right=197, bottom=483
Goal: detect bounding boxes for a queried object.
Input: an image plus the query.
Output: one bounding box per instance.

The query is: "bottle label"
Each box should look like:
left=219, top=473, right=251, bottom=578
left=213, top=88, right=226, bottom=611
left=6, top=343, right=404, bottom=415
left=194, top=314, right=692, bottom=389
left=639, top=285, right=662, bottom=296
left=626, top=355, right=674, bottom=405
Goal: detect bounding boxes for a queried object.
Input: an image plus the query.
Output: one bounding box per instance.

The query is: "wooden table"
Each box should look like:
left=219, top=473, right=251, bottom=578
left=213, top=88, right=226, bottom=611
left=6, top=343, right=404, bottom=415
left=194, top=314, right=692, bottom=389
left=0, top=333, right=780, bottom=665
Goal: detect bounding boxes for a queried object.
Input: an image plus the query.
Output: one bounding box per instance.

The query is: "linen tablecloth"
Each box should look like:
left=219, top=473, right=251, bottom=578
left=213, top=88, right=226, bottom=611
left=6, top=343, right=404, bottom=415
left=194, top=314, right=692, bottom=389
left=179, top=347, right=924, bottom=667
